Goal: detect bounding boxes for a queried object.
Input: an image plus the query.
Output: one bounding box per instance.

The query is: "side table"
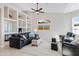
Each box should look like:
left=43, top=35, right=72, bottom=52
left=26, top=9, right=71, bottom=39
left=32, top=39, right=42, bottom=46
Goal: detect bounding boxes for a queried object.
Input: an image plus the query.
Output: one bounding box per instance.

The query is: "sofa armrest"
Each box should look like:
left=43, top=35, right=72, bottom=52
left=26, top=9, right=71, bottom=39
left=63, top=42, right=79, bottom=56
left=63, top=42, right=79, bottom=48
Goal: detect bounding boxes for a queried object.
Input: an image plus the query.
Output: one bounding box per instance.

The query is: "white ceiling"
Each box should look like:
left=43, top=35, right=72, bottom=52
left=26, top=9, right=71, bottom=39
left=3, top=3, right=79, bottom=13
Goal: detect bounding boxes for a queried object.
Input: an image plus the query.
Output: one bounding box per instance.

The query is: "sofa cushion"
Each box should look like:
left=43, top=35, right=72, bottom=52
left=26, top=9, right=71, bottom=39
left=24, top=32, right=30, bottom=38
left=21, top=35, right=26, bottom=40
left=11, top=34, right=18, bottom=37
left=71, top=35, right=79, bottom=45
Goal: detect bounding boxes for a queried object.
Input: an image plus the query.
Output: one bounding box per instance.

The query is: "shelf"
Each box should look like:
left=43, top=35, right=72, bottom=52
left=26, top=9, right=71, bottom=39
left=4, top=6, right=17, bottom=20
left=4, top=18, right=17, bottom=22
left=18, top=19, right=25, bottom=22
left=18, top=13, right=26, bottom=20
left=9, top=8, right=17, bottom=20
left=18, top=27, right=26, bottom=28
left=4, top=32, right=17, bottom=34
left=18, top=20, right=26, bottom=28
left=4, top=6, right=8, bottom=18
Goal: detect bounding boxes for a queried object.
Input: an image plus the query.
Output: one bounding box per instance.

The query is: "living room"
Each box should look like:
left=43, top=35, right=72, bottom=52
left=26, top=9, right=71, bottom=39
left=0, top=3, right=79, bottom=56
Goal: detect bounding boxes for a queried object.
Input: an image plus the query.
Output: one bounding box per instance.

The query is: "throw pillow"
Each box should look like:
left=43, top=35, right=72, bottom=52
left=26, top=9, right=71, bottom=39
left=22, top=35, right=26, bottom=40
left=72, top=35, right=79, bottom=44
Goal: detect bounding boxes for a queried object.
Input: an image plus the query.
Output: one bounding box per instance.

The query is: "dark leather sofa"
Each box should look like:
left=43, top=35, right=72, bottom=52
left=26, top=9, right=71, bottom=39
left=59, top=32, right=79, bottom=56
left=9, top=32, right=33, bottom=49
left=63, top=42, right=79, bottom=56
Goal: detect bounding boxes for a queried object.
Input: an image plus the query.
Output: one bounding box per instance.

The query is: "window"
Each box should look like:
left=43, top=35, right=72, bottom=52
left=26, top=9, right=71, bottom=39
left=72, top=16, right=79, bottom=34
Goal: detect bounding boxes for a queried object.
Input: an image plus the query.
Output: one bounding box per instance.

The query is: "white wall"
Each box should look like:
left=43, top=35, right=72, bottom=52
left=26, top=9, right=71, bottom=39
left=29, top=13, right=72, bottom=41
left=51, top=13, right=72, bottom=36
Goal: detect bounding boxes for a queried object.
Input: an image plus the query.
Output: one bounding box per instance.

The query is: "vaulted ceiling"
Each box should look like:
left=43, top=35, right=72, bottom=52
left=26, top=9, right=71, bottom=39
left=3, top=3, right=79, bottom=13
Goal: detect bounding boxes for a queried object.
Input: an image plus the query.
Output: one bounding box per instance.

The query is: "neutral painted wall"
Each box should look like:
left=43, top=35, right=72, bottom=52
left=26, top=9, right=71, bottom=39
left=29, top=13, right=72, bottom=41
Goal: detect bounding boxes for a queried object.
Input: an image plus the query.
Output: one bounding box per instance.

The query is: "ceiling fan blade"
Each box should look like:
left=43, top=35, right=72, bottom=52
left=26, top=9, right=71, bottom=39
left=39, top=11, right=45, bottom=13
left=38, top=8, right=43, bottom=11
left=31, top=8, right=36, bottom=11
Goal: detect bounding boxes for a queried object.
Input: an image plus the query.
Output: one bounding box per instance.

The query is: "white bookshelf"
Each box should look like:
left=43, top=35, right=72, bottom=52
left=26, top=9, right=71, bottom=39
left=4, top=6, right=18, bottom=34
left=3, top=6, right=31, bottom=34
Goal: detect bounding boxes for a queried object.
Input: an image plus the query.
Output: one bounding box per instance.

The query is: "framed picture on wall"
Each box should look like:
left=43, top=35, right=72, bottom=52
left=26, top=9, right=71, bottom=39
left=38, top=25, right=43, bottom=30
left=38, top=19, right=50, bottom=24
left=43, top=25, right=50, bottom=30
left=38, top=19, right=50, bottom=30
left=38, top=25, right=50, bottom=30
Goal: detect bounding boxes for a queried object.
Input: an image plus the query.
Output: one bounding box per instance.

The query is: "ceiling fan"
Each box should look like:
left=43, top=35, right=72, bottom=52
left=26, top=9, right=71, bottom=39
left=31, top=3, right=45, bottom=14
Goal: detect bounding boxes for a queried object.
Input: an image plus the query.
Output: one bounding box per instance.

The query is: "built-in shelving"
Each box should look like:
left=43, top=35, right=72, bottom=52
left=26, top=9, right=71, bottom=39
left=18, top=20, right=26, bottom=28
left=18, top=12, right=27, bottom=32
left=4, top=6, right=18, bottom=34
left=18, top=13, right=26, bottom=20
left=3, top=6, right=32, bottom=34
